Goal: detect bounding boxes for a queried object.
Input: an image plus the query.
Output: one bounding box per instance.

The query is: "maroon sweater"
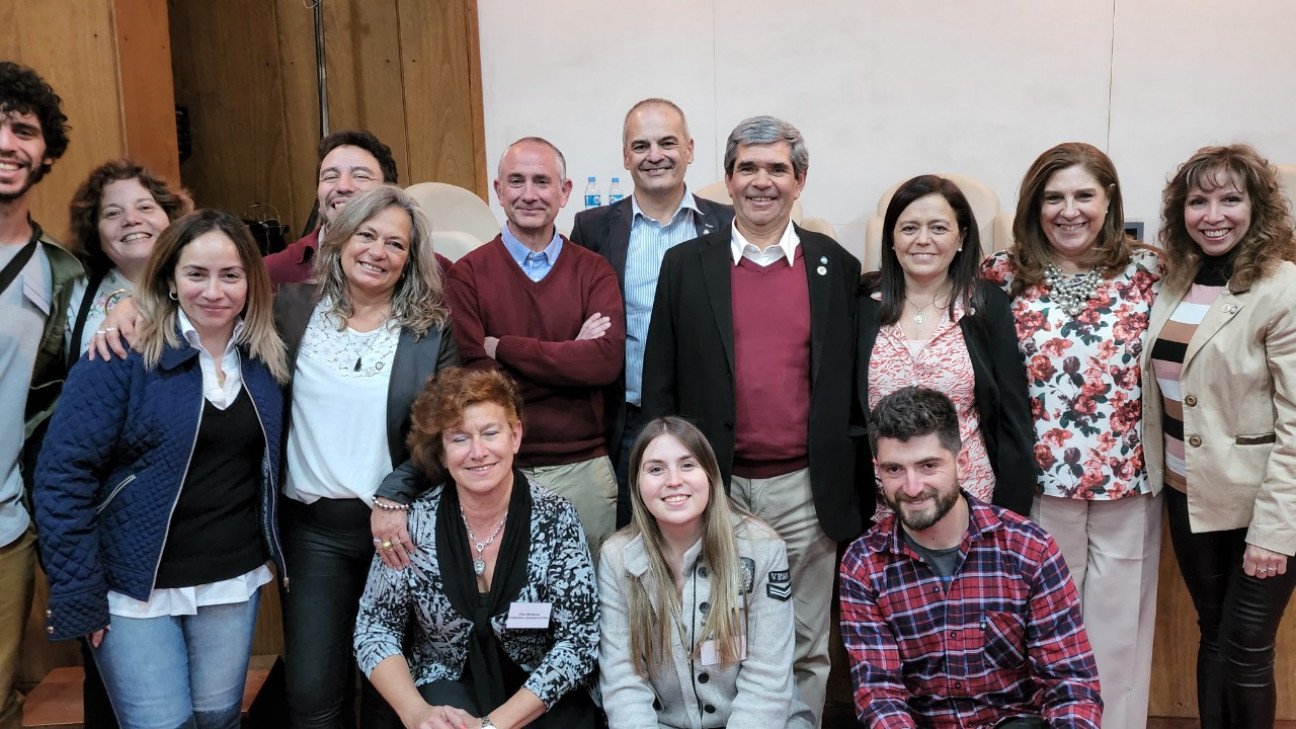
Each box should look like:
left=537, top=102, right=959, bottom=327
left=446, top=236, right=625, bottom=466
left=730, top=249, right=811, bottom=478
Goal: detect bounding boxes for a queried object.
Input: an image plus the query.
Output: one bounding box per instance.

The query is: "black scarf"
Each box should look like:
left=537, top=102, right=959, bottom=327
left=436, top=468, right=533, bottom=714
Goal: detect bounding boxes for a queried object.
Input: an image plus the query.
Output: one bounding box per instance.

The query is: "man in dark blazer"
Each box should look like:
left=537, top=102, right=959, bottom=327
left=642, top=115, right=859, bottom=726
left=570, top=98, right=733, bottom=528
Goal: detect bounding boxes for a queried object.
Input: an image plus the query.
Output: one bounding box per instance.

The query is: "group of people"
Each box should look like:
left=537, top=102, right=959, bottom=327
left=2, top=56, right=1294, bottom=729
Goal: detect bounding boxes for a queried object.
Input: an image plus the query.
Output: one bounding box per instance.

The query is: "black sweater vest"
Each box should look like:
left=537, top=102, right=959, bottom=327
left=155, top=388, right=268, bottom=589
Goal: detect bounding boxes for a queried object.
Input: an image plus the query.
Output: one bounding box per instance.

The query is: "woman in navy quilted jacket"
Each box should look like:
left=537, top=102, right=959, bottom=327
left=34, top=209, right=290, bottom=729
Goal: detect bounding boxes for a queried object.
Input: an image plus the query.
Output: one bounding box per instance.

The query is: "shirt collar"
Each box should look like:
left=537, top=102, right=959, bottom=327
left=500, top=223, right=562, bottom=265
left=630, top=186, right=702, bottom=226
left=729, top=219, right=799, bottom=265
left=177, top=308, right=244, bottom=357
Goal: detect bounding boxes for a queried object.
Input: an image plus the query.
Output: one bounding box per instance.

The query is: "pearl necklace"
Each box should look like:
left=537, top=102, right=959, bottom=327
left=460, top=506, right=507, bottom=576
left=1043, top=263, right=1103, bottom=317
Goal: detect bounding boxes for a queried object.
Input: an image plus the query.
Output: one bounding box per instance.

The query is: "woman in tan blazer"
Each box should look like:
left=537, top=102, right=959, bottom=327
left=1143, top=144, right=1296, bottom=729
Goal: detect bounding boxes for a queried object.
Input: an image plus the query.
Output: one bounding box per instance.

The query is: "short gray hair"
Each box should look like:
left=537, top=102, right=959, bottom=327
left=723, top=115, right=808, bottom=178
left=499, top=136, right=567, bottom=181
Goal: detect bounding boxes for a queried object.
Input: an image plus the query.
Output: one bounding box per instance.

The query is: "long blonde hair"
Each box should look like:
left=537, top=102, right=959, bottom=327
left=135, top=210, right=288, bottom=382
left=314, top=185, right=448, bottom=336
left=624, top=417, right=757, bottom=676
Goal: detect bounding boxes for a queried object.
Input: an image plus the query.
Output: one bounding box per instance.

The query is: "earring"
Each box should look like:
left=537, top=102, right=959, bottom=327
left=169, top=290, right=178, bottom=301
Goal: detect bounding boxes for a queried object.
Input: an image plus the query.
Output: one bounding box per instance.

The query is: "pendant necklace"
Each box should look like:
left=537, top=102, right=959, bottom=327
left=460, top=506, right=507, bottom=576
left=904, top=290, right=949, bottom=325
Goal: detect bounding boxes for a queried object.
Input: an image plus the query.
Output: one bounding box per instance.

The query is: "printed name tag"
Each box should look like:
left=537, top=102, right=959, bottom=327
left=700, top=637, right=748, bottom=665
left=506, top=602, right=552, bottom=629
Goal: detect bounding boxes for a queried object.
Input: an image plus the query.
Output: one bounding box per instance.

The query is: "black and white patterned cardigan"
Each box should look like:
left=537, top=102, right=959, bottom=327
left=353, top=479, right=599, bottom=707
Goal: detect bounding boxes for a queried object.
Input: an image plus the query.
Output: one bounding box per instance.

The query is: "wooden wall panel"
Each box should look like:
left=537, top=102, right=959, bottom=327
left=322, top=0, right=411, bottom=185
left=1148, top=513, right=1296, bottom=717
left=167, top=0, right=296, bottom=224
left=272, top=0, right=323, bottom=236
left=397, top=0, right=486, bottom=195
left=113, top=0, right=181, bottom=183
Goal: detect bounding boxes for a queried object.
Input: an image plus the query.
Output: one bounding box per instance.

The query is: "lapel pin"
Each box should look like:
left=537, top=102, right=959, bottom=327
left=1223, top=304, right=1238, bottom=314
left=820, top=256, right=827, bottom=264
left=817, top=265, right=828, bottom=276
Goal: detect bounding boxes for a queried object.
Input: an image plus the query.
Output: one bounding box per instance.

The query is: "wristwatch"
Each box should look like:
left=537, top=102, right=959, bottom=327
left=480, top=717, right=497, bottom=728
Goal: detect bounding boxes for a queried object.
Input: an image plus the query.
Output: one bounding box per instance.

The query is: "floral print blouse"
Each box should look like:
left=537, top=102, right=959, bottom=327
left=868, top=298, right=997, bottom=504
left=981, top=249, right=1162, bottom=500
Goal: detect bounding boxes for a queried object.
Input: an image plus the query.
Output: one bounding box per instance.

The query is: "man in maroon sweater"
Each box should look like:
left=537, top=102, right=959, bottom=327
left=445, top=137, right=625, bottom=555
left=643, top=116, right=860, bottom=726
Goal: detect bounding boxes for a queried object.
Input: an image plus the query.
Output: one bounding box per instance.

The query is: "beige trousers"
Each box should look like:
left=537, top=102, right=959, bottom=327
left=522, top=455, right=618, bottom=562
left=731, top=468, right=834, bottom=728
left=1032, top=492, right=1163, bottom=729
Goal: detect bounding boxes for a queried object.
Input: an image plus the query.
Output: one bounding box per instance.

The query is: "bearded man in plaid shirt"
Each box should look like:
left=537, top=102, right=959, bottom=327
left=840, top=387, right=1102, bottom=729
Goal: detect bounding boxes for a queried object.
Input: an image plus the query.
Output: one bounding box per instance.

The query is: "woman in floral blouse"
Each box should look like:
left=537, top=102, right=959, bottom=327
left=354, top=367, right=599, bottom=729
left=980, top=142, right=1162, bottom=729
left=857, top=174, right=1034, bottom=519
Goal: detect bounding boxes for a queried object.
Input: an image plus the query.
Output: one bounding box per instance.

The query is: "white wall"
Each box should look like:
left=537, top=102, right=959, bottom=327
left=477, top=0, right=1296, bottom=263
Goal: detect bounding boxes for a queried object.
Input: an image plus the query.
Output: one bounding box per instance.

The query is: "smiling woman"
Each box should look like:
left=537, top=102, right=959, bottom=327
left=33, top=210, right=289, bottom=729
left=65, top=159, right=192, bottom=361
left=354, top=367, right=600, bottom=729
left=598, top=416, right=813, bottom=729
left=857, top=174, right=1034, bottom=522
left=980, top=142, right=1164, bottom=729
left=272, top=184, right=461, bottom=727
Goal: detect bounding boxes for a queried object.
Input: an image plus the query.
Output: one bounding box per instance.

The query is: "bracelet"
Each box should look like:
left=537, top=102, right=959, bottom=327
left=103, top=289, right=131, bottom=311
left=372, top=498, right=410, bottom=511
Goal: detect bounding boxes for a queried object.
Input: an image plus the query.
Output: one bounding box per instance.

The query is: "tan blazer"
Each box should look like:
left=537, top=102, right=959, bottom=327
left=1142, top=260, right=1296, bottom=556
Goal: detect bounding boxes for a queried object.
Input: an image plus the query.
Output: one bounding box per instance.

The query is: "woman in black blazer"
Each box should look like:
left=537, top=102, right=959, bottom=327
left=855, top=175, right=1034, bottom=520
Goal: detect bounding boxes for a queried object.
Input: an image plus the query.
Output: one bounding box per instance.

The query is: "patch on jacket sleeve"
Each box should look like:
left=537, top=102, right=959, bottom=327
left=739, top=557, right=755, bottom=593
left=767, top=569, right=791, bottom=601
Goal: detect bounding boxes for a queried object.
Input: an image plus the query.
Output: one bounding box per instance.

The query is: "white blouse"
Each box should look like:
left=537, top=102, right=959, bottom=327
left=283, top=298, right=399, bottom=505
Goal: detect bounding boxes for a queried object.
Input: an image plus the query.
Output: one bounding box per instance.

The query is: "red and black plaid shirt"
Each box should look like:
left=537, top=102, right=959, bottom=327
left=839, top=494, right=1102, bottom=729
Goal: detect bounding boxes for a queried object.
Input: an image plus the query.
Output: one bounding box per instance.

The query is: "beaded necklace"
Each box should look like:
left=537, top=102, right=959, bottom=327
left=1043, top=263, right=1103, bottom=316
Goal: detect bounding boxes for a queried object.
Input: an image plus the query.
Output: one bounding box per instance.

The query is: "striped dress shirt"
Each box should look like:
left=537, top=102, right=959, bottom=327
left=623, top=192, right=702, bottom=405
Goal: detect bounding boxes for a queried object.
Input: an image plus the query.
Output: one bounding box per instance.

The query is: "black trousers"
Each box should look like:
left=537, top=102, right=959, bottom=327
left=1166, top=488, right=1296, bottom=729
left=612, top=404, right=651, bottom=529
left=280, top=497, right=401, bottom=729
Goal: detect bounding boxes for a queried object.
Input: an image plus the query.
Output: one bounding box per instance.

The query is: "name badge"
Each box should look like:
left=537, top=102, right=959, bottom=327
left=699, top=636, right=747, bottom=665
left=506, top=602, right=552, bottom=629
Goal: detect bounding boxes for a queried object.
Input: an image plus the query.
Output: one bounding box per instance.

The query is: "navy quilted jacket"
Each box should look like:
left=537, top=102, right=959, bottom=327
left=34, top=338, right=286, bottom=641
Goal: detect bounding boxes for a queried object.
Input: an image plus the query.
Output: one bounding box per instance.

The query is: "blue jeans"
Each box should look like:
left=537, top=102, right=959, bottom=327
left=92, top=591, right=260, bottom=729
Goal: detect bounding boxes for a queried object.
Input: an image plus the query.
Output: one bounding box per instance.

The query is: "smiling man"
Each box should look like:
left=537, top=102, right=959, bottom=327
left=0, top=61, right=79, bottom=729
left=445, top=137, right=625, bottom=556
left=641, top=115, right=858, bottom=725
left=840, top=387, right=1102, bottom=729
left=570, top=98, right=733, bottom=529
left=263, top=129, right=398, bottom=287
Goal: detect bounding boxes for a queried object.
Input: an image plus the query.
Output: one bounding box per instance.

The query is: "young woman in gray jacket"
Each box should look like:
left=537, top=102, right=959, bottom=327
left=598, top=416, right=813, bottom=729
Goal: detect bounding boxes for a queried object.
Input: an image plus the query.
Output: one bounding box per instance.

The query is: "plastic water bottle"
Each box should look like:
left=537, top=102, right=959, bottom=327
left=608, top=177, right=624, bottom=204
left=584, top=177, right=601, bottom=209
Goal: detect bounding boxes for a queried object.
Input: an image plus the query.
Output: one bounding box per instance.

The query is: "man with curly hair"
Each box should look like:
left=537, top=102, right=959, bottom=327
left=0, top=60, right=79, bottom=729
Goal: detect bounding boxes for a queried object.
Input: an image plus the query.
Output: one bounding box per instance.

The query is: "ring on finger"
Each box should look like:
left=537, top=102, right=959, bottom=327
left=95, top=329, right=107, bottom=335
left=103, top=327, right=117, bottom=333
left=381, top=540, right=393, bottom=550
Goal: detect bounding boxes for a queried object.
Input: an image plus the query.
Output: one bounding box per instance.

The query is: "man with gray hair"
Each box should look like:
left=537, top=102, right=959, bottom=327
left=642, top=115, right=860, bottom=724
left=446, top=136, right=625, bottom=555
left=570, top=98, right=733, bottom=528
